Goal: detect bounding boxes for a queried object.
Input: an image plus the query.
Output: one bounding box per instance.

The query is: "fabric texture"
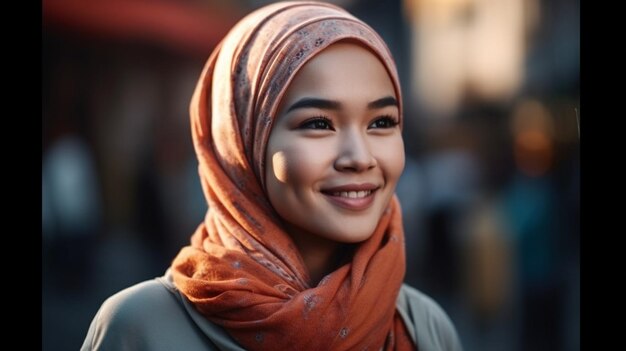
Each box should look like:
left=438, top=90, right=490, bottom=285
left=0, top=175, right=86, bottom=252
left=81, top=271, right=463, bottom=351
left=170, top=1, right=412, bottom=350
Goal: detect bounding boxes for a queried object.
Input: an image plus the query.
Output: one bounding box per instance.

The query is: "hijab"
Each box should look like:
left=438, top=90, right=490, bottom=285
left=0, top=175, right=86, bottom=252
left=171, top=2, right=413, bottom=350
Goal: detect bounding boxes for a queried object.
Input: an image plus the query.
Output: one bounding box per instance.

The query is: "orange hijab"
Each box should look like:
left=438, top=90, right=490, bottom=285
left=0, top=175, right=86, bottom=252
left=171, top=2, right=414, bottom=350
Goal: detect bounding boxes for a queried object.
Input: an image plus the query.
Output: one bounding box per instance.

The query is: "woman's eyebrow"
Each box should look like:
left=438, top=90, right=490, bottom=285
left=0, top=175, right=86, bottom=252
left=285, top=96, right=398, bottom=113
left=286, top=98, right=341, bottom=113
left=367, top=96, right=398, bottom=109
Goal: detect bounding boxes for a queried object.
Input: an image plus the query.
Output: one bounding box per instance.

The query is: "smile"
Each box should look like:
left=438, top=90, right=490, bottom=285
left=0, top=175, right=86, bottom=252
left=321, top=183, right=379, bottom=211
left=330, top=190, right=372, bottom=198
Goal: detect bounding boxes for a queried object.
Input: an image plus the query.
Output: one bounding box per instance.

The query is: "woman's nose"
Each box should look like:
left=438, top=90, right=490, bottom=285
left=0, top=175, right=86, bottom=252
left=334, top=130, right=377, bottom=172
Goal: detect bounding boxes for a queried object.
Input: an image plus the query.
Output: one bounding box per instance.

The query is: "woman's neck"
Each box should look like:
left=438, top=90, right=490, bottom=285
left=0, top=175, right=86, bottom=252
left=284, top=223, right=349, bottom=286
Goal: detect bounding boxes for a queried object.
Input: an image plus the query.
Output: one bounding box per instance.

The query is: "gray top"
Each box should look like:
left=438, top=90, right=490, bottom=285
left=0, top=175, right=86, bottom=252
left=81, top=270, right=462, bottom=351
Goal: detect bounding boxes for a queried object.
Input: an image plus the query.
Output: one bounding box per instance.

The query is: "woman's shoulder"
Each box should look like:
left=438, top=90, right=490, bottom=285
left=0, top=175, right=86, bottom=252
left=397, top=284, right=463, bottom=351
left=81, top=275, right=222, bottom=351
left=88, top=278, right=178, bottom=328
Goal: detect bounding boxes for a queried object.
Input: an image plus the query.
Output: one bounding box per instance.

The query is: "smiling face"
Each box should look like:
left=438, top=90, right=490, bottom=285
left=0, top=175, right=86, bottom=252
left=265, top=42, right=405, bottom=245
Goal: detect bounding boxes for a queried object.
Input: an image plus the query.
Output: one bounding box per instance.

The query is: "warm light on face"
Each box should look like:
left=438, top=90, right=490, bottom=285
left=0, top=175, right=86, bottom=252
left=271, top=152, right=290, bottom=183
left=265, top=42, right=405, bottom=245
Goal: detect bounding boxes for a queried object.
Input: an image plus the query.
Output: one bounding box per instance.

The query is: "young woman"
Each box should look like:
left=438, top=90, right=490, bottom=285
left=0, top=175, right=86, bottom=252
left=82, top=2, right=462, bottom=350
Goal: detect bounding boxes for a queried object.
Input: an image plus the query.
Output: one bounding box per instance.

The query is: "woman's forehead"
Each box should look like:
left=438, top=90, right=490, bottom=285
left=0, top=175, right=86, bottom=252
left=276, top=43, right=397, bottom=111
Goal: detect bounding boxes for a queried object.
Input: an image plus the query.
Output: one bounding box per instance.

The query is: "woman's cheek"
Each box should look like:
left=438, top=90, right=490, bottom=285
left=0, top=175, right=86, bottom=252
left=375, top=136, right=405, bottom=184
left=272, top=139, right=334, bottom=186
left=271, top=151, right=290, bottom=183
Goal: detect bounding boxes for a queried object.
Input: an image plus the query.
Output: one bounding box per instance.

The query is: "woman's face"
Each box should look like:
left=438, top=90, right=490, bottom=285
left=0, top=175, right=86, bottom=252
left=265, top=42, right=405, bottom=244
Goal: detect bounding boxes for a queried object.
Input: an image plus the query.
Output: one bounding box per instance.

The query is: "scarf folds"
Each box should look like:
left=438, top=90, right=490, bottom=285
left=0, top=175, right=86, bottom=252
left=171, top=2, right=414, bottom=350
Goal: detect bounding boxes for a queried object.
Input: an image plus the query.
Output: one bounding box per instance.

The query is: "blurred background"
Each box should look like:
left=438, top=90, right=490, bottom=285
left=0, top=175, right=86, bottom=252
left=42, top=0, right=579, bottom=350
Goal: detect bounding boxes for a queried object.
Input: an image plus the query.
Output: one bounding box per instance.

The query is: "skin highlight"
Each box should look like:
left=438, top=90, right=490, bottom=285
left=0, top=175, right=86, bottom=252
left=265, top=42, right=405, bottom=285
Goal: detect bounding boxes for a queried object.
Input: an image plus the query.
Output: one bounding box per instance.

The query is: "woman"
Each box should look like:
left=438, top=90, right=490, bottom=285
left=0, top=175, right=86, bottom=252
left=82, top=2, right=462, bottom=350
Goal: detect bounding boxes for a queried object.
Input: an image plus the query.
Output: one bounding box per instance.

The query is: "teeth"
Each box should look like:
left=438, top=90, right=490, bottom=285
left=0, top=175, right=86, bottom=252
left=331, top=190, right=372, bottom=198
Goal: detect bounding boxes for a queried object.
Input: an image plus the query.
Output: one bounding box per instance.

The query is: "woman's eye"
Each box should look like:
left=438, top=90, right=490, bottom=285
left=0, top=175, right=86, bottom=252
left=369, top=116, right=398, bottom=129
left=299, top=117, right=333, bottom=130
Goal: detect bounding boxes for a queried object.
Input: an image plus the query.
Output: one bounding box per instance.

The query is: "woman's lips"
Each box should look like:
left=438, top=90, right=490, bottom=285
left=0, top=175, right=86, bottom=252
left=321, top=183, right=379, bottom=211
